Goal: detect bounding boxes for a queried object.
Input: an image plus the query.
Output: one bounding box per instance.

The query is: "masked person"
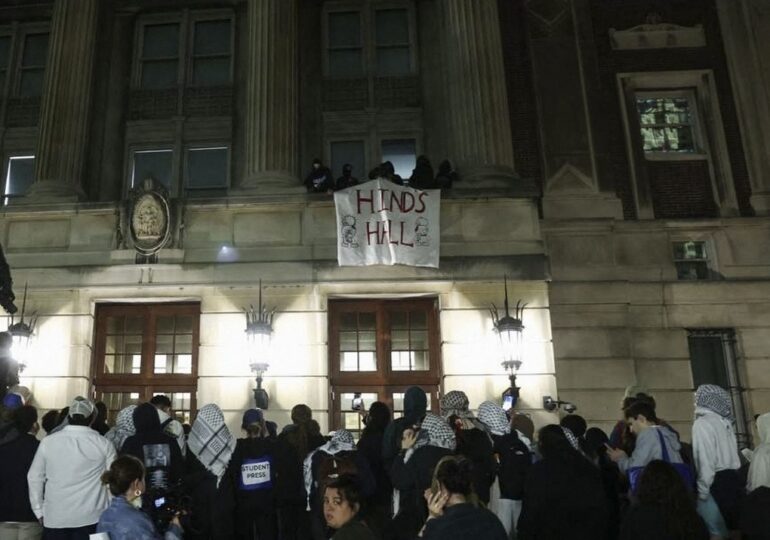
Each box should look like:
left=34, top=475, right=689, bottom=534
left=105, top=405, right=138, bottom=452
left=304, top=159, right=334, bottom=193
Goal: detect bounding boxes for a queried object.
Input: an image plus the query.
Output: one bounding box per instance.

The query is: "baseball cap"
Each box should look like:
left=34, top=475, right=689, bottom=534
left=69, top=396, right=95, bottom=418
left=242, top=408, right=264, bottom=428
left=2, top=392, right=23, bottom=410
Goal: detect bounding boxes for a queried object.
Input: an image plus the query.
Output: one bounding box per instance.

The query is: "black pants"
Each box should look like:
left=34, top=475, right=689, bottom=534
left=42, top=524, right=96, bottom=540
left=236, top=511, right=277, bottom=540
left=710, top=468, right=745, bottom=530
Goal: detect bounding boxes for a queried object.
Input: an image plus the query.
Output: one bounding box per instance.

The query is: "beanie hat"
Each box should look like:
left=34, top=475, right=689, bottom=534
left=242, top=408, right=264, bottom=429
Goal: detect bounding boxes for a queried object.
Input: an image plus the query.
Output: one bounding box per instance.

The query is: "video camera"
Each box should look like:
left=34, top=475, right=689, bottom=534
left=148, top=483, right=195, bottom=534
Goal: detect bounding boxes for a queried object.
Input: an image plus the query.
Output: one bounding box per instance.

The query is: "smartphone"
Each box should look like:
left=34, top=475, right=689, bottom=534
left=154, top=497, right=166, bottom=508
left=351, top=393, right=364, bottom=411
left=502, top=394, right=514, bottom=411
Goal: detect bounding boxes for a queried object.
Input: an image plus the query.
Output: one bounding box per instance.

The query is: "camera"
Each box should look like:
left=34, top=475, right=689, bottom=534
left=148, top=484, right=194, bottom=533
left=351, top=393, right=364, bottom=411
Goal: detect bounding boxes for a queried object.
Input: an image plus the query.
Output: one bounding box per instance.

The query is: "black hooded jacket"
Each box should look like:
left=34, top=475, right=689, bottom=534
left=121, top=403, right=184, bottom=494
left=382, top=387, right=427, bottom=467
left=0, top=422, right=38, bottom=522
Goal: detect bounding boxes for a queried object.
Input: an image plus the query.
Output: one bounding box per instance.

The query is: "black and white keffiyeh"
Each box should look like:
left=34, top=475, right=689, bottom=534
left=303, top=429, right=355, bottom=507
left=414, top=412, right=456, bottom=452
left=478, top=401, right=511, bottom=436
left=188, top=404, right=236, bottom=487
left=561, top=427, right=581, bottom=451
left=440, top=390, right=471, bottom=419
left=695, top=384, right=734, bottom=421
left=104, top=405, right=137, bottom=451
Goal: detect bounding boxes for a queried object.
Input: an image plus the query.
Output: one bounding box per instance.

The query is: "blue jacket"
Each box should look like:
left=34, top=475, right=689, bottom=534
left=96, top=496, right=182, bottom=540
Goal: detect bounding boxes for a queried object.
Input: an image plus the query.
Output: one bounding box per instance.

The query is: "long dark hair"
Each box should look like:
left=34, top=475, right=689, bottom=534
left=637, top=460, right=702, bottom=539
left=285, top=404, right=321, bottom=458
left=361, top=401, right=390, bottom=437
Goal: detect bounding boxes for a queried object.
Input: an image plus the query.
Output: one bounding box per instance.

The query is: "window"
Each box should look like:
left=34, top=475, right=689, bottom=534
left=185, top=146, right=229, bottom=195
left=636, top=92, right=700, bottom=155
left=0, top=25, right=49, bottom=102
left=129, top=145, right=230, bottom=196
left=328, top=12, right=363, bottom=79
left=131, top=149, right=173, bottom=189
left=4, top=155, right=35, bottom=204
left=687, top=329, right=750, bottom=448
left=330, top=141, right=365, bottom=181
left=329, top=298, right=441, bottom=434
left=136, top=15, right=232, bottom=89
left=375, top=9, right=411, bottom=76
left=94, top=303, right=200, bottom=424
left=325, top=4, right=415, bottom=80
left=381, top=138, right=416, bottom=178
left=673, top=241, right=711, bottom=280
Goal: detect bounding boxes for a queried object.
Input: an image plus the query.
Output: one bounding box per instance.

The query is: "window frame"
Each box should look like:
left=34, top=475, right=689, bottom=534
left=635, top=89, right=706, bottom=160
left=616, top=70, right=740, bottom=219
left=2, top=152, right=35, bottom=205
left=686, top=329, right=751, bottom=448
left=128, top=145, right=176, bottom=191
left=92, top=302, right=200, bottom=388
left=322, top=0, right=419, bottom=80
left=183, top=143, right=231, bottom=192
left=671, top=238, right=714, bottom=281
left=328, top=298, right=442, bottom=388
left=131, top=9, right=235, bottom=91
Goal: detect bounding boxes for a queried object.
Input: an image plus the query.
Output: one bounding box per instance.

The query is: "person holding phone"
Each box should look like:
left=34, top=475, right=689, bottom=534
left=418, top=456, right=506, bottom=539
left=96, top=455, right=182, bottom=540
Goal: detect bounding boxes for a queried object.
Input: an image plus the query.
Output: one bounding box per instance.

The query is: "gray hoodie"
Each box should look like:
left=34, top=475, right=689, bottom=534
left=617, top=425, right=683, bottom=472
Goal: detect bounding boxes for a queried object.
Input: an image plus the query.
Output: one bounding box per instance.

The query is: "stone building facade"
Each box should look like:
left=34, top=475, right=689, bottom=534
left=0, top=0, right=768, bottom=442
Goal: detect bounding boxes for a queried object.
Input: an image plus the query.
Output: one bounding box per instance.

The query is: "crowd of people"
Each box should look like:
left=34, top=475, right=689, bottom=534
left=0, top=383, right=768, bottom=540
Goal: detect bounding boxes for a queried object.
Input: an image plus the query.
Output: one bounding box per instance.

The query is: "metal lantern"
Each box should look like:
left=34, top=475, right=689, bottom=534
left=490, top=276, right=526, bottom=404
left=244, top=280, right=274, bottom=409
left=7, top=283, right=36, bottom=373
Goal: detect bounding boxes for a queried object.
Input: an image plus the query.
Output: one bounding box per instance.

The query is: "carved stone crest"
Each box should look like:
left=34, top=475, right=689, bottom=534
left=124, top=178, right=171, bottom=256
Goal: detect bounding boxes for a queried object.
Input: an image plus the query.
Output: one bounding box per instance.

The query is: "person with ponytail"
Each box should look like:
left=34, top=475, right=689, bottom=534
left=418, top=455, right=506, bottom=539
left=96, top=455, right=183, bottom=540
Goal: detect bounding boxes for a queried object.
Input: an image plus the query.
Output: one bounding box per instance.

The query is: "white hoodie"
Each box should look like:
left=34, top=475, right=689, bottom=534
left=692, top=406, right=741, bottom=499
left=748, top=412, right=770, bottom=491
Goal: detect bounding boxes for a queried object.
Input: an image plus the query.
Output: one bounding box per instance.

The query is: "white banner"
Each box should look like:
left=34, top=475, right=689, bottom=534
left=334, top=179, right=440, bottom=268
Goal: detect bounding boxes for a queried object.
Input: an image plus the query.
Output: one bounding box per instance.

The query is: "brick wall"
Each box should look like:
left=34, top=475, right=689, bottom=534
left=589, top=0, right=753, bottom=218
left=648, top=160, right=719, bottom=218
left=498, top=0, right=543, bottom=193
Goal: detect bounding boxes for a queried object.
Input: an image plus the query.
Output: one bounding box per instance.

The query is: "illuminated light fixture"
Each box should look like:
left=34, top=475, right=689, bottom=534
left=7, top=283, right=37, bottom=373
left=489, top=276, right=526, bottom=408
left=244, top=280, right=275, bottom=409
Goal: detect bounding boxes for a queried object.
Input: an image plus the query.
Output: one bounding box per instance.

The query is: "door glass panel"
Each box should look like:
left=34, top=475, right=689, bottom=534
left=339, top=312, right=377, bottom=372
left=103, top=316, right=144, bottom=374
left=339, top=392, right=378, bottom=440
left=101, top=392, right=142, bottom=424
left=154, top=315, right=195, bottom=374
left=154, top=391, right=193, bottom=425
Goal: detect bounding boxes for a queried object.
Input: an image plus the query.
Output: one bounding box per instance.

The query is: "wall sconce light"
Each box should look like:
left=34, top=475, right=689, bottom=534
left=490, top=276, right=526, bottom=409
left=244, top=280, right=274, bottom=409
left=7, top=283, right=36, bottom=373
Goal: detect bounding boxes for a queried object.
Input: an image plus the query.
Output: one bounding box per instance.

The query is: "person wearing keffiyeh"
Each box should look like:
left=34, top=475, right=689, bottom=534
left=478, top=401, right=531, bottom=538
left=104, top=404, right=137, bottom=452
left=439, top=391, right=496, bottom=504
left=302, top=429, right=375, bottom=539
left=185, top=404, right=237, bottom=540
left=692, top=384, right=742, bottom=538
left=390, top=413, right=455, bottom=540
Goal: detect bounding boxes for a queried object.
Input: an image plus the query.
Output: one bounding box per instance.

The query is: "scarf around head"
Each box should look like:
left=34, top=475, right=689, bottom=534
left=478, top=401, right=511, bottom=437
left=748, top=412, right=770, bottom=491
left=303, top=429, right=355, bottom=509
left=188, top=404, right=235, bottom=487
left=414, top=412, right=456, bottom=452
left=695, top=384, right=734, bottom=421
left=440, top=390, right=471, bottom=419
left=105, top=405, right=137, bottom=451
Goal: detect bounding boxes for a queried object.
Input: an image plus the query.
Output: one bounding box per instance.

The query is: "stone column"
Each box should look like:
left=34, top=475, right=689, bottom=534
left=717, top=0, right=770, bottom=215
left=27, top=0, right=99, bottom=202
left=439, top=0, right=517, bottom=188
left=239, top=0, right=303, bottom=194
